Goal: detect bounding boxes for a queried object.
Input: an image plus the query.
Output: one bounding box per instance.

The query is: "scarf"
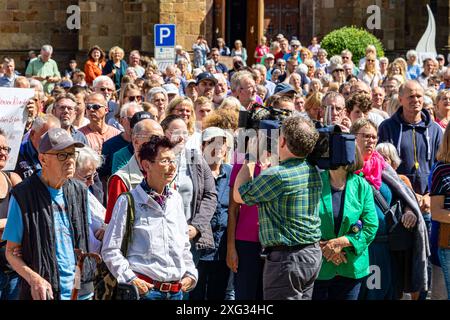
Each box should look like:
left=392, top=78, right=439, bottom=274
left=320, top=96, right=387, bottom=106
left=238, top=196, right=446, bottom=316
left=140, top=179, right=172, bottom=211
left=356, top=150, right=386, bottom=190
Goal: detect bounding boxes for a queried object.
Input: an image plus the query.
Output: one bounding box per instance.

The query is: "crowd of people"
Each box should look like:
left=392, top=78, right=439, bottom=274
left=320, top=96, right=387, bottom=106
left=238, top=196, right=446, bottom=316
left=0, top=32, right=449, bottom=301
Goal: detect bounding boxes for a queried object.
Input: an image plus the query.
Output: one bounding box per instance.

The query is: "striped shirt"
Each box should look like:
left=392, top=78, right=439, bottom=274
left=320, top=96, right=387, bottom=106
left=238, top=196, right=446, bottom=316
left=239, top=158, right=322, bottom=247
left=430, top=162, right=450, bottom=209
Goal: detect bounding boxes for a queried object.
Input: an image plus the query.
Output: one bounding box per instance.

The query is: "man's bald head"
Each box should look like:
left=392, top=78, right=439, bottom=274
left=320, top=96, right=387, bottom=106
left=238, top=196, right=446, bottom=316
left=399, top=80, right=424, bottom=97
left=132, top=119, right=164, bottom=158
left=399, top=80, right=424, bottom=118
left=132, top=119, right=164, bottom=137
left=86, top=93, right=107, bottom=106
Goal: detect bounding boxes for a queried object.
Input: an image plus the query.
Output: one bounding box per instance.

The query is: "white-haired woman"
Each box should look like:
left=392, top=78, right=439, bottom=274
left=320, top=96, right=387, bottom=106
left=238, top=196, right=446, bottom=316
left=146, top=87, right=168, bottom=121
left=75, top=146, right=104, bottom=203
left=406, top=50, right=421, bottom=80
left=74, top=146, right=106, bottom=250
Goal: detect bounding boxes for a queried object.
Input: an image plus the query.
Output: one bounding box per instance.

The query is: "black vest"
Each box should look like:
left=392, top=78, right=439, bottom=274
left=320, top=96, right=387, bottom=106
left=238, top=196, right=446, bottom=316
left=11, top=173, right=90, bottom=300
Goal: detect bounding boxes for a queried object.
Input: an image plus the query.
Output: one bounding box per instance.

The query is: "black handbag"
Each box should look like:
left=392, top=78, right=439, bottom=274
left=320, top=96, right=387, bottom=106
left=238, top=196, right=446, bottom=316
left=371, top=186, right=414, bottom=251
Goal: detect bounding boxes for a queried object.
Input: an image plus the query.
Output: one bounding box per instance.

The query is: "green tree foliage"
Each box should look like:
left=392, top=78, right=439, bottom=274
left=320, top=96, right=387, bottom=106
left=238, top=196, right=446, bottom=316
left=320, top=26, right=385, bottom=64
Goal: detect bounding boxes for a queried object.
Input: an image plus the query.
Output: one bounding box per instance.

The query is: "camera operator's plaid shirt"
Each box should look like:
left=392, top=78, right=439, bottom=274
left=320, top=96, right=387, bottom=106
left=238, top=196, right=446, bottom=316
left=239, top=157, right=322, bottom=247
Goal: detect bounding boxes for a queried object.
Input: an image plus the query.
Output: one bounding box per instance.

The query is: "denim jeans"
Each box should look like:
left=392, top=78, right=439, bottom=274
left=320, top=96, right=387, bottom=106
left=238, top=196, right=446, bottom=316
left=419, top=213, right=432, bottom=300
left=438, top=248, right=450, bottom=300
left=0, top=270, right=20, bottom=300
left=140, top=289, right=183, bottom=300
left=313, top=276, right=363, bottom=300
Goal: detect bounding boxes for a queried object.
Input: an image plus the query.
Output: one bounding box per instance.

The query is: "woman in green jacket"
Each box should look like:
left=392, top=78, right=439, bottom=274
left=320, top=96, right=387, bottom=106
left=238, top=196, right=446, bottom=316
left=312, top=146, right=379, bottom=300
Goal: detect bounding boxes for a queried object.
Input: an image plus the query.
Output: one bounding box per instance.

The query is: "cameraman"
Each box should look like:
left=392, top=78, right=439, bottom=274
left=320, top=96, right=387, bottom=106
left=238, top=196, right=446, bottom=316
left=233, top=116, right=323, bottom=300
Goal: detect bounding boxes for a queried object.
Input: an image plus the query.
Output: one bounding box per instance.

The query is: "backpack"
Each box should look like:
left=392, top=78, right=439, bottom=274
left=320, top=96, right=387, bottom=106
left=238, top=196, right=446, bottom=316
left=93, top=192, right=139, bottom=300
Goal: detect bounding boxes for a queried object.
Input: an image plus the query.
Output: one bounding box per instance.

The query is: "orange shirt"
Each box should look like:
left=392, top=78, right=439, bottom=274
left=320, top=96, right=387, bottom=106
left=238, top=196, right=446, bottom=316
left=84, top=59, right=106, bottom=86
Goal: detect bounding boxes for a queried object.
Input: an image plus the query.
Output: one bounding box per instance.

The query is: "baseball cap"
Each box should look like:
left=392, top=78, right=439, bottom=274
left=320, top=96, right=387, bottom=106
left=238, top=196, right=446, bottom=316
left=276, top=34, right=284, bottom=40
left=274, top=83, right=296, bottom=95
left=162, top=83, right=179, bottom=95
left=290, top=40, right=301, bottom=47
left=196, top=72, right=218, bottom=85
left=39, top=128, right=84, bottom=154
left=130, top=111, right=155, bottom=129
left=185, top=79, right=197, bottom=87
left=60, top=80, right=72, bottom=89
left=265, top=53, right=275, bottom=60
left=202, top=127, right=227, bottom=142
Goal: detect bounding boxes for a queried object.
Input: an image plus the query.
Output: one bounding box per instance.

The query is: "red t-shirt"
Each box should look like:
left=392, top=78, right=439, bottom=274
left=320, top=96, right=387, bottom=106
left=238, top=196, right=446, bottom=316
left=255, top=45, right=269, bottom=63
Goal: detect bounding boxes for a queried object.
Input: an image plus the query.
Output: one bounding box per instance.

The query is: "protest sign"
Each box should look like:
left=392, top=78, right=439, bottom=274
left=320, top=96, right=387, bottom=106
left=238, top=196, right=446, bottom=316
left=0, top=88, right=35, bottom=171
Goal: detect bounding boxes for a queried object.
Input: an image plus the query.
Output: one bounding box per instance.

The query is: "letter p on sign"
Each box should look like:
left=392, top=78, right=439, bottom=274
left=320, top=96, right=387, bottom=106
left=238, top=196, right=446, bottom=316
left=154, top=24, right=176, bottom=47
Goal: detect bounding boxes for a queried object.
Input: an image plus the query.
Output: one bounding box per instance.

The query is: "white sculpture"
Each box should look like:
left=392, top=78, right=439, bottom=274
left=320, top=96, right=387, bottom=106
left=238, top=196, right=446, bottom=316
left=415, top=4, right=437, bottom=64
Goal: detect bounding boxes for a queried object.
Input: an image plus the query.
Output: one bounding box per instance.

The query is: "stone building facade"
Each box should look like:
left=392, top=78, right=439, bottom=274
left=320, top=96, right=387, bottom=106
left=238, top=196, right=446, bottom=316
left=0, top=0, right=448, bottom=71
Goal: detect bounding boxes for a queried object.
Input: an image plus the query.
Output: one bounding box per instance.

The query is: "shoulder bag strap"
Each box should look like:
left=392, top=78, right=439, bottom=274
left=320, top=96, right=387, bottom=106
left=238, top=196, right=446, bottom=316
left=371, top=185, right=390, bottom=215
left=120, top=192, right=135, bottom=257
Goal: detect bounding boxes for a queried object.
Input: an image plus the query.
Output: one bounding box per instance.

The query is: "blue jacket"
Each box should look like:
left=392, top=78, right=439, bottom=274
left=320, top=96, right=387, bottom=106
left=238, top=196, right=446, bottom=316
left=14, top=139, right=41, bottom=180
left=378, top=107, right=442, bottom=195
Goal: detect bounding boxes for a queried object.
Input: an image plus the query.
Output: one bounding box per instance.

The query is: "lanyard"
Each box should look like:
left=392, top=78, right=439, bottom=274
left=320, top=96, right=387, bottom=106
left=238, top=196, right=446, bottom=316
left=412, top=127, right=419, bottom=170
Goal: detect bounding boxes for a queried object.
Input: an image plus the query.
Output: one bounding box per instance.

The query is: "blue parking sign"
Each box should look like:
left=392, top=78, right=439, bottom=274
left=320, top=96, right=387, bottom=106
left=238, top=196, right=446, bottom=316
left=154, top=24, right=176, bottom=47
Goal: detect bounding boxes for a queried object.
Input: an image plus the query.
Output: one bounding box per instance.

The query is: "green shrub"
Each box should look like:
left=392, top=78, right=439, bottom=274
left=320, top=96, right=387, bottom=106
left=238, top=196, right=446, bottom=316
left=320, top=26, right=385, bottom=64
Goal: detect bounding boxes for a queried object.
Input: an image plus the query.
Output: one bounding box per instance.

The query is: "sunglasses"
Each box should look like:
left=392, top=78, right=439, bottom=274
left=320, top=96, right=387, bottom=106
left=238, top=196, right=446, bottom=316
left=99, top=87, right=114, bottom=93
left=127, top=95, right=142, bottom=102
left=86, top=103, right=105, bottom=111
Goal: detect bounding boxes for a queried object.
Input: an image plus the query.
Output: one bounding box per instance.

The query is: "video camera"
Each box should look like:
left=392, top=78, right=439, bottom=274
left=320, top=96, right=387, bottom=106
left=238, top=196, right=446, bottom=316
left=307, top=124, right=356, bottom=170
left=238, top=103, right=292, bottom=130
left=237, top=104, right=356, bottom=170
left=238, top=103, right=291, bottom=156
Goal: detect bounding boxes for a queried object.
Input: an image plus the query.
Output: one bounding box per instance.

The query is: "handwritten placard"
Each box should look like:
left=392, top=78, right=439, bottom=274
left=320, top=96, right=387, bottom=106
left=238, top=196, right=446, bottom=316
left=0, top=88, right=35, bottom=170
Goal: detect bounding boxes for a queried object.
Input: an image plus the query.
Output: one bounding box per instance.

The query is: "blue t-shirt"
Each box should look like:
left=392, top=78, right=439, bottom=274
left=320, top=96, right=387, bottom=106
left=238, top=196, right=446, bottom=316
left=2, top=186, right=77, bottom=300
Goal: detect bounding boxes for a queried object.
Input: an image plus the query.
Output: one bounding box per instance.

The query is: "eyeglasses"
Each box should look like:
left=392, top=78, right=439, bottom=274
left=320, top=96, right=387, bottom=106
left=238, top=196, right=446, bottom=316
left=0, top=146, right=11, bottom=154
left=56, top=105, right=75, bottom=112
left=99, top=87, right=114, bottom=93
left=79, top=171, right=98, bottom=182
left=127, top=95, right=142, bottom=102
left=150, top=158, right=177, bottom=166
left=357, top=133, right=378, bottom=141
left=45, top=151, right=79, bottom=161
left=325, top=105, right=344, bottom=112
left=86, top=103, right=105, bottom=111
